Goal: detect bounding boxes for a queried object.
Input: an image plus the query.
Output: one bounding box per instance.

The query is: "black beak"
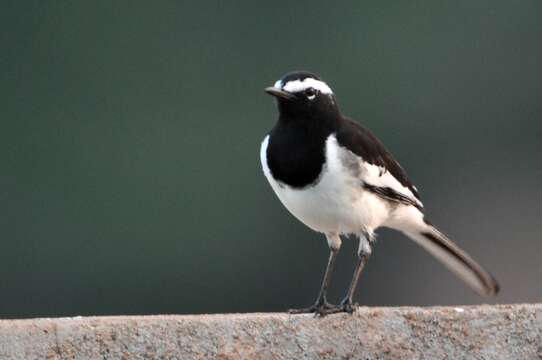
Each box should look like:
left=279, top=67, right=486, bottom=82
left=264, top=87, right=295, bottom=100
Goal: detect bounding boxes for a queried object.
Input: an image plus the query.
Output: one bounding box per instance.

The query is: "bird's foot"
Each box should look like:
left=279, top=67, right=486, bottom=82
left=338, top=298, right=358, bottom=314
left=288, top=299, right=340, bottom=316
left=289, top=298, right=359, bottom=316
left=314, top=299, right=357, bottom=316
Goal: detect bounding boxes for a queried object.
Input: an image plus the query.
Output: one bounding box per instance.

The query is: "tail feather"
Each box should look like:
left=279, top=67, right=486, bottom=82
left=405, top=224, right=499, bottom=297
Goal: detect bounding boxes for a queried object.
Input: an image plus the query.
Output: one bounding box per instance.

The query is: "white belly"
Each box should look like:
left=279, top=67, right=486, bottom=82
left=260, top=135, right=390, bottom=235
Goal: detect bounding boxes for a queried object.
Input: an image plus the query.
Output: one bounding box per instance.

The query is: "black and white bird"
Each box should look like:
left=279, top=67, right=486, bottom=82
left=260, top=71, right=499, bottom=315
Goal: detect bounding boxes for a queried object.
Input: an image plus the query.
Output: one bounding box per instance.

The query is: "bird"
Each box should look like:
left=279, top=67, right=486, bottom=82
left=260, top=71, right=499, bottom=315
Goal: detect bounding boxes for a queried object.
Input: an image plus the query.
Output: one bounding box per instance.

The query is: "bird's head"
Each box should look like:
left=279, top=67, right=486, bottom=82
left=265, top=71, right=339, bottom=119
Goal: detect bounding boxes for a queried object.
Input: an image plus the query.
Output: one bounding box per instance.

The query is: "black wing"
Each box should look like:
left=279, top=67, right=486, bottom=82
left=335, top=117, right=422, bottom=208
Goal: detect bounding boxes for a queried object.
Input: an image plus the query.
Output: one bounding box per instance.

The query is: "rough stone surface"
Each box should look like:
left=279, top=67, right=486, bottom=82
left=0, top=304, right=541, bottom=359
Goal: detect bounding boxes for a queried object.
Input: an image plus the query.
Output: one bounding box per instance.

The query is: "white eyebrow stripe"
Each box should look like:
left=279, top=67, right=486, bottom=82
left=281, top=78, right=333, bottom=95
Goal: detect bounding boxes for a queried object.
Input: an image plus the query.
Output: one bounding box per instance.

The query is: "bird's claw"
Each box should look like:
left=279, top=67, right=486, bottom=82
left=289, top=299, right=358, bottom=316
left=288, top=299, right=338, bottom=315
left=339, top=299, right=358, bottom=314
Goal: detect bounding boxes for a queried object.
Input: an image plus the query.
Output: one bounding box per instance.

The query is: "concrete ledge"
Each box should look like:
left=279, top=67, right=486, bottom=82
left=0, top=304, right=541, bottom=359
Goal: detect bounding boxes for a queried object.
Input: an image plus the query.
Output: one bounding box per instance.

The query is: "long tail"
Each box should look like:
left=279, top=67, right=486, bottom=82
left=403, top=220, right=499, bottom=297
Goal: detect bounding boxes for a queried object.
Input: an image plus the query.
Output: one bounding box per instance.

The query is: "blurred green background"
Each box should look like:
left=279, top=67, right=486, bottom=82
left=1, top=1, right=541, bottom=318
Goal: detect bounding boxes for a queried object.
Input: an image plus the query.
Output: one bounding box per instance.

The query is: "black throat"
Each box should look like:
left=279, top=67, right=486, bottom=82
left=266, top=111, right=340, bottom=189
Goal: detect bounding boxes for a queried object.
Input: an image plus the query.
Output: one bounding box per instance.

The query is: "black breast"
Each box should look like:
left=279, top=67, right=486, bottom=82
left=266, top=121, right=331, bottom=188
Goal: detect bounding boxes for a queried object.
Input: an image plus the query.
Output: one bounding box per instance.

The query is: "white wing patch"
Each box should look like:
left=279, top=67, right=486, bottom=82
left=329, top=135, right=423, bottom=209
left=364, top=162, right=423, bottom=207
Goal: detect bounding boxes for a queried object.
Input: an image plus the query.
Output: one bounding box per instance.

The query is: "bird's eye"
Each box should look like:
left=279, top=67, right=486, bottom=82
left=305, top=88, right=317, bottom=99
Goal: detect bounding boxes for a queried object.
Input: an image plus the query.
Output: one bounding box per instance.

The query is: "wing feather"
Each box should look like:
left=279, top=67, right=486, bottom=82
left=336, top=117, right=423, bottom=209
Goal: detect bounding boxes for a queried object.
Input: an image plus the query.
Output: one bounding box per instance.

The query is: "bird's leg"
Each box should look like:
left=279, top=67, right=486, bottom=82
left=288, top=249, right=338, bottom=314
left=338, top=235, right=372, bottom=314
left=289, top=234, right=341, bottom=315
